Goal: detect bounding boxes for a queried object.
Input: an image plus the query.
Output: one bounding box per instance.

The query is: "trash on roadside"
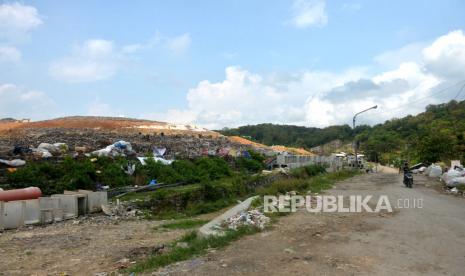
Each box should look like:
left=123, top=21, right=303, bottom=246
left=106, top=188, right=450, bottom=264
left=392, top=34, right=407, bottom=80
left=0, top=158, right=26, bottom=167
left=428, top=164, right=442, bottom=177
left=223, top=209, right=270, bottom=230
left=101, top=200, right=140, bottom=219
left=441, top=169, right=465, bottom=187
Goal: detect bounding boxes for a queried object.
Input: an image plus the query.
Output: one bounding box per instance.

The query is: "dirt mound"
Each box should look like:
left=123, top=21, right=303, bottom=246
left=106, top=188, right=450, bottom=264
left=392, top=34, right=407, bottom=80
left=228, top=136, right=314, bottom=155
left=228, top=136, right=268, bottom=148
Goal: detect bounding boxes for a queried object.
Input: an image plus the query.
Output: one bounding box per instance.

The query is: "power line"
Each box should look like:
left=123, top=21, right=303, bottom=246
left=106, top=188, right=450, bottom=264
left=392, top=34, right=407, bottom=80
left=370, top=79, right=465, bottom=117
left=453, top=82, right=465, bottom=100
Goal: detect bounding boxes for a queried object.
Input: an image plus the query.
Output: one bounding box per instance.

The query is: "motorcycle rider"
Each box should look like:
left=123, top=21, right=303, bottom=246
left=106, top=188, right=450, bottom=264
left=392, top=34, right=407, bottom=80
left=402, top=161, right=413, bottom=188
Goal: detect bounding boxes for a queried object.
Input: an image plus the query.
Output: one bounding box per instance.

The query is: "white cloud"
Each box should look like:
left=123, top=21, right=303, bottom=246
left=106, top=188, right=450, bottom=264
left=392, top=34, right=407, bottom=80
left=423, top=30, right=465, bottom=80
left=50, top=32, right=191, bottom=82
left=121, top=32, right=190, bottom=55
left=0, top=2, right=42, bottom=41
left=374, top=42, right=425, bottom=69
left=0, top=83, right=52, bottom=119
left=289, top=0, right=328, bottom=29
left=165, top=33, right=191, bottom=55
left=147, top=30, right=465, bottom=129
left=0, top=46, right=21, bottom=63
left=49, top=39, right=120, bottom=82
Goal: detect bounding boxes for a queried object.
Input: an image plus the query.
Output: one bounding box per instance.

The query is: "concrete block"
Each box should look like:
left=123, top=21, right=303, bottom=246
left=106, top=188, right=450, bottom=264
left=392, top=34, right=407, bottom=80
left=199, top=196, right=258, bottom=237
left=24, top=199, right=40, bottom=225
left=78, top=190, right=107, bottom=213
left=39, top=197, right=63, bottom=223
left=62, top=191, right=88, bottom=215
left=51, top=194, right=78, bottom=219
left=2, top=200, right=25, bottom=229
left=0, top=202, right=4, bottom=230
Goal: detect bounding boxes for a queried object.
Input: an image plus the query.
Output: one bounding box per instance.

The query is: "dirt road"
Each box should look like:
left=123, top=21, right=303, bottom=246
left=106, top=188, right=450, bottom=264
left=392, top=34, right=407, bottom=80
left=156, top=171, right=465, bottom=275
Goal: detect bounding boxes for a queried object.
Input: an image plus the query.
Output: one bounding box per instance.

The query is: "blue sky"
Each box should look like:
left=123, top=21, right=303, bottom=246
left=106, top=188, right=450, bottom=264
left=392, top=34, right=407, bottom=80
left=1, top=0, right=465, bottom=129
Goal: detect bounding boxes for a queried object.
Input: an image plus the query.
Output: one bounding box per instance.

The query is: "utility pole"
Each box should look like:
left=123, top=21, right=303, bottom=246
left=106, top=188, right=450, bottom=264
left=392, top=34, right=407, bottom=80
left=353, top=105, right=378, bottom=170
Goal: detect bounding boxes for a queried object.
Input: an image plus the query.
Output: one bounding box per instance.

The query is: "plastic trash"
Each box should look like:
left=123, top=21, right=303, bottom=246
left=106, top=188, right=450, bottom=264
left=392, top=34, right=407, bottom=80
left=441, top=169, right=465, bottom=187
left=428, top=164, right=442, bottom=177
left=122, top=164, right=136, bottom=175
left=13, top=145, right=31, bottom=155
left=153, top=147, right=166, bottom=157
left=38, top=142, right=68, bottom=154
left=32, top=148, right=52, bottom=158
left=149, top=179, right=157, bottom=186
left=90, top=140, right=135, bottom=157
left=0, top=159, right=26, bottom=167
left=137, top=156, right=173, bottom=165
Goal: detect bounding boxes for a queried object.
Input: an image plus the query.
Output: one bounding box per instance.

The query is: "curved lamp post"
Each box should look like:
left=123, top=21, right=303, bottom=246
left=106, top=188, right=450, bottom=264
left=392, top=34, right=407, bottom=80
left=353, top=105, right=378, bottom=169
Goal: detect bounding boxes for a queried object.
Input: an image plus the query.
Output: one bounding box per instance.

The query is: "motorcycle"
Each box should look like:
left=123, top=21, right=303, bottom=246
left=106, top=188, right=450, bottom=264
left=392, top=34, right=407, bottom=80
left=403, top=171, right=413, bottom=188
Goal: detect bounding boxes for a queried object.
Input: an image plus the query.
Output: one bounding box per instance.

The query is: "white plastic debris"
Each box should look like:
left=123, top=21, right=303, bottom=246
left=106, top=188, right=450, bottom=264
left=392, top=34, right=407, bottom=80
left=0, top=159, right=26, bottom=167
left=37, top=143, right=69, bottom=155
left=428, top=164, right=442, bottom=177
left=32, top=148, right=53, bottom=158
left=441, top=169, right=465, bottom=187
left=137, top=156, right=173, bottom=165
left=223, top=209, right=270, bottom=230
left=89, top=140, right=135, bottom=157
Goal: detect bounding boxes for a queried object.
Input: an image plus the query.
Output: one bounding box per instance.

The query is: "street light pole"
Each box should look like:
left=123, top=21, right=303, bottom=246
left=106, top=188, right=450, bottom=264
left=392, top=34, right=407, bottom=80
left=353, top=105, right=378, bottom=170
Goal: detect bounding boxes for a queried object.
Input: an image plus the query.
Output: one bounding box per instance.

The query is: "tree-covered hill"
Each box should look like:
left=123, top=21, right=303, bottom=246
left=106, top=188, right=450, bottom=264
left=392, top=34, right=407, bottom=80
left=219, top=124, right=355, bottom=149
left=219, top=100, right=465, bottom=165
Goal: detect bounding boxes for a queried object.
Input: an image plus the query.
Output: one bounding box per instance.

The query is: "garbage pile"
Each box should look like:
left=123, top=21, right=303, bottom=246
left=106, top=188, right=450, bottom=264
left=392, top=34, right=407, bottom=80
left=441, top=167, right=465, bottom=187
left=425, top=164, right=443, bottom=177
left=101, top=200, right=141, bottom=219
left=222, top=209, right=270, bottom=230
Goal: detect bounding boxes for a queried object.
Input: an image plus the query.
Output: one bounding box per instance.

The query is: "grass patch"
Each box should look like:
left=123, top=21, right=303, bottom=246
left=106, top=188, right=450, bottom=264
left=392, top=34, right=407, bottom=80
left=127, top=168, right=359, bottom=273
left=156, top=219, right=208, bottom=230
left=256, top=169, right=359, bottom=196
left=127, top=226, right=258, bottom=273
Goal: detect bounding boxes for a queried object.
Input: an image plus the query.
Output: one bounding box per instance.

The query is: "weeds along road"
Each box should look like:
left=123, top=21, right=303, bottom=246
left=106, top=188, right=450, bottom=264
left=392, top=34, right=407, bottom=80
left=155, top=171, right=465, bottom=276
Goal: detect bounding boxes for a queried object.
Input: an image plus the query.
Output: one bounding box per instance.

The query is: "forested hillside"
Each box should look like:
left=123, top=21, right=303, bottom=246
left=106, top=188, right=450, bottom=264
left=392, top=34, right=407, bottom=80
left=219, top=100, right=465, bottom=165
left=357, top=100, right=465, bottom=165
left=219, top=124, right=354, bottom=149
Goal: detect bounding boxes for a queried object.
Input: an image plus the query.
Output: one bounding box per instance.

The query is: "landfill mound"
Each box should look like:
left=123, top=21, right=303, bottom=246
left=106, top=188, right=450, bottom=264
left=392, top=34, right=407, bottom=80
left=0, top=116, right=216, bottom=136
left=0, top=117, right=243, bottom=159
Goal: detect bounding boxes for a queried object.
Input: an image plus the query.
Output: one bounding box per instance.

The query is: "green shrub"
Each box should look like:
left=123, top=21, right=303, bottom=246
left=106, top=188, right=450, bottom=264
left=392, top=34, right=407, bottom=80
left=290, top=164, right=326, bottom=178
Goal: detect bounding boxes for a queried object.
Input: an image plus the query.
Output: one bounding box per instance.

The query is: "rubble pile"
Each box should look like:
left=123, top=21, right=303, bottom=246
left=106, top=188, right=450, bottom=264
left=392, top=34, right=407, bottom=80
left=101, top=200, right=141, bottom=219
left=223, top=209, right=270, bottom=230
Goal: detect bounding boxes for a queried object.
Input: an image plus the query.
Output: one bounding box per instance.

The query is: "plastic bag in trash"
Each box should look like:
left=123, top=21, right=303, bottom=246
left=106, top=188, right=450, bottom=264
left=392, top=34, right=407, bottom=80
left=0, top=159, right=26, bottom=167
left=428, top=164, right=442, bottom=177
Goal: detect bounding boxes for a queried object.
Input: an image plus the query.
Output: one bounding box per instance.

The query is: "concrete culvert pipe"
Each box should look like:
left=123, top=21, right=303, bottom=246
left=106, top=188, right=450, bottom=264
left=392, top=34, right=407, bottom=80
left=0, top=187, right=42, bottom=202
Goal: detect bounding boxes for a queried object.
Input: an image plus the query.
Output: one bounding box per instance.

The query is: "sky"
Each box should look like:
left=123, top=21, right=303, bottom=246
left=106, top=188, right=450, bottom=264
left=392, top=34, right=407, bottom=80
left=1, top=0, right=465, bottom=129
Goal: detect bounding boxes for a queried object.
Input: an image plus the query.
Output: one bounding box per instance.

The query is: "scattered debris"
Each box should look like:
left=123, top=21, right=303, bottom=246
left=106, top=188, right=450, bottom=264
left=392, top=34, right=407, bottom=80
left=101, top=200, right=140, bottom=219
left=222, top=209, right=270, bottom=230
